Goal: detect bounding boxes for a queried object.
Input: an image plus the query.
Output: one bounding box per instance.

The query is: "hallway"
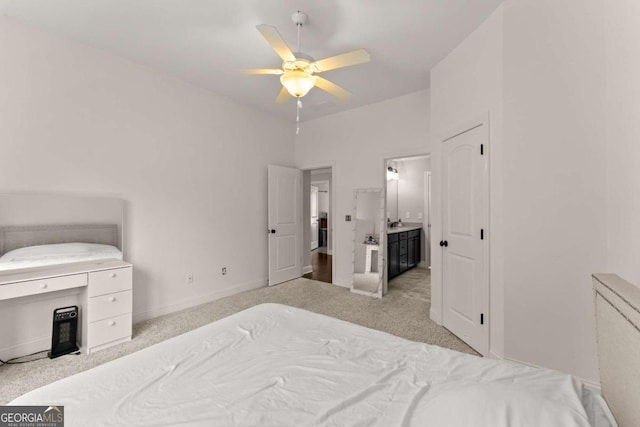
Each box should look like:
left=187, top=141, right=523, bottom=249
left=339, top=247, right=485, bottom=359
left=303, top=250, right=332, bottom=284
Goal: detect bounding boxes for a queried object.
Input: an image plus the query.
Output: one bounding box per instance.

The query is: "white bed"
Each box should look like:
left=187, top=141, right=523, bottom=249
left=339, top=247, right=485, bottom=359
left=10, top=303, right=616, bottom=427
left=0, top=224, right=122, bottom=272
left=0, top=242, right=122, bottom=271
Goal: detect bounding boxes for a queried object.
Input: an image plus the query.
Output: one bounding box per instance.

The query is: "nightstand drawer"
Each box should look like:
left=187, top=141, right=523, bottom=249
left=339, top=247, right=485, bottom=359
left=88, top=267, right=132, bottom=297
left=87, top=290, right=132, bottom=323
left=88, top=312, right=132, bottom=348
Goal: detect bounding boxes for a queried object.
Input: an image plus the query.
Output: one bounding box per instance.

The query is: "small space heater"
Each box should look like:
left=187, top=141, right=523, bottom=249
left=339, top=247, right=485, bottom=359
left=48, top=305, right=79, bottom=359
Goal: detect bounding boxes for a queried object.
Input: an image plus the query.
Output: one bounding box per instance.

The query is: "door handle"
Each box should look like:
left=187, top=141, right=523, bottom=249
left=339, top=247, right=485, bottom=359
left=268, top=229, right=276, bottom=234
left=439, top=240, right=448, bottom=247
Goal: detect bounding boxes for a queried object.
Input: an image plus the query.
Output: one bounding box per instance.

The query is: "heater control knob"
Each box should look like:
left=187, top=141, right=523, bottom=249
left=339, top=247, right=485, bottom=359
left=40, top=283, right=48, bottom=289
left=109, top=321, right=116, bottom=326
left=110, top=273, right=117, bottom=278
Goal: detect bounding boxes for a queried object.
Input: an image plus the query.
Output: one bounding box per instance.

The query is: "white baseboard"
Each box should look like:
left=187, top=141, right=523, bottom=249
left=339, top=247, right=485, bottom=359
left=429, top=308, right=443, bottom=325
left=333, top=276, right=352, bottom=288
left=302, top=265, right=313, bottom=275
left=350, top=288, right=381, bottom=298
left=132, top=278, right=267, bottom=324
left=489, top=350, right=504, bottom=360
left=504, top=355, right=601, bottom=391
left=327, top=249, right=333, bottom=255
left=0, top=334, right=51, bottom=361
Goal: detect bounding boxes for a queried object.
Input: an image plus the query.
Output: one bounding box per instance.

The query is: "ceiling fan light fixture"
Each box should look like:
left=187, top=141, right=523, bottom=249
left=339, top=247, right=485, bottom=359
left=280, top=70, right=316, bottom=98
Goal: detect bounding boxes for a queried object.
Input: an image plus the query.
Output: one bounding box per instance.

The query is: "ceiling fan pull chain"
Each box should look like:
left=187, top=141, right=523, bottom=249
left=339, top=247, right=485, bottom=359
left=296, top=100, right=301, bottom=135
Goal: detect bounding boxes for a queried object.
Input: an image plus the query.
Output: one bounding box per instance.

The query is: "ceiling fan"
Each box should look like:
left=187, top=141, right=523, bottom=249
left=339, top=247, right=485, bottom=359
left=243, top=11, right=370, bottom=130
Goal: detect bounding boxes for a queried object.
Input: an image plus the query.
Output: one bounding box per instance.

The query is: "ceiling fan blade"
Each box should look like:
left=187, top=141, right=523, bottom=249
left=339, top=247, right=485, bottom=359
left=315, top=77, right=351, bottom=102
left=256, top=25, right=296, bottom=62
left=312, top=49, right=370, bottom=73
left=242, top=68, right=283, bottom=75
left=275, top=86, right=291, bottom=104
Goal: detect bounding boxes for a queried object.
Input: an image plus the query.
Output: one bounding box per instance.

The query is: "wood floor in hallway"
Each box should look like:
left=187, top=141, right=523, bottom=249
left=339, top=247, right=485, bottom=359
left=303, top=250, right=332, bottom=283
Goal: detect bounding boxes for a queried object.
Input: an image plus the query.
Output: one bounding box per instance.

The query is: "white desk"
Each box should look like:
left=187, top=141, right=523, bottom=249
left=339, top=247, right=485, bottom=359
left=0, top=259, right=133, bottom=354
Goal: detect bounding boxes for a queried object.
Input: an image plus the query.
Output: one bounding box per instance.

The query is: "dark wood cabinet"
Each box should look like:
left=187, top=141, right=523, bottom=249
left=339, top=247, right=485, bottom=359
left=408, top=238, right=416, bottom=268
left=388, top=233, right=400, bottom=278
left=388, top=228, right=421, bottom=279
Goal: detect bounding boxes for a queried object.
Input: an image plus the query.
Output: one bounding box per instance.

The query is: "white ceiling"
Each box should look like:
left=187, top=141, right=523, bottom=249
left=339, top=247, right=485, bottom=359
left=0, top=0, right=503, bottom=122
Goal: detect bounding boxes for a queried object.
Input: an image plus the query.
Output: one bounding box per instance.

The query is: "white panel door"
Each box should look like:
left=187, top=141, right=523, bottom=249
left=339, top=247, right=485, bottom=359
left=441, top=124, right=488, bottom=355
left=268, top=165, right=303, bottom=286
left=310, top=186, right=319, bottom=250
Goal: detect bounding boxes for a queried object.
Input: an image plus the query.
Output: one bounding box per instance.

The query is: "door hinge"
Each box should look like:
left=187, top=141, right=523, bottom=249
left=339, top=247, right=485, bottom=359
left=480, top=313, right=484, bottom=325
left=480, top=144, right=484, bottom=155
left=480, top=229, right=484, bottom=240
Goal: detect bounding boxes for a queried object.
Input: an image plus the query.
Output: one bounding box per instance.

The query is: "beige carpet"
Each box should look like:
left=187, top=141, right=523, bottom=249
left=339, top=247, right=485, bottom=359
left=389, top=267, right=431, bottom=303
left=0, top=273, right=476, bottom=404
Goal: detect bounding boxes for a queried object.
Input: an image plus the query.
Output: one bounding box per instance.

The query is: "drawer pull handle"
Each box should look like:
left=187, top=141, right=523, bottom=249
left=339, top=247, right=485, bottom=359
left=40, top=283, right=48, bottom=289
left=109, top=297, right=116, bottom=302
left=109, top=321, right=116, bottom=326
left=110, top=273, right=117, bottom=278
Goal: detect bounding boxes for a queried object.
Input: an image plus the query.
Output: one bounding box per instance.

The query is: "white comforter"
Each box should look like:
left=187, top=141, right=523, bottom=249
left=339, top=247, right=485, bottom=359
left=11, top=304, right=593, bottom=427
left=0, top=242, right=122, bottom=271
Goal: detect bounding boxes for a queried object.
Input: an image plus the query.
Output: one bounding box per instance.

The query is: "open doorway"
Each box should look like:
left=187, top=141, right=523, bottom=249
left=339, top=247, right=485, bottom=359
left=384, top=155, right=431, bottom=300
left=302, top=167, right=333, bottom=284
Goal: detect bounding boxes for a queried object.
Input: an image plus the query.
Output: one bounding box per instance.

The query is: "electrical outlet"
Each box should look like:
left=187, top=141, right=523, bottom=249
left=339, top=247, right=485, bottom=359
left=186, top=273, right=194, bottom=284
left=345, top=215, right=351, bottom=222
left=221, top=267, right=227, bottom=276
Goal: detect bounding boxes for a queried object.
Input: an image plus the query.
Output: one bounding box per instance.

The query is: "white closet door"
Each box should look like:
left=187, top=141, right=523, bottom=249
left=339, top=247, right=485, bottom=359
left=441, top=123, right=489, bottom=355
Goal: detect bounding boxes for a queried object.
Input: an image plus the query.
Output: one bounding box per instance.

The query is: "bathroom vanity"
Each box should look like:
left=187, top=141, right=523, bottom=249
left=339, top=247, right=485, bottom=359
left=387, top=225, right=421, bottom=279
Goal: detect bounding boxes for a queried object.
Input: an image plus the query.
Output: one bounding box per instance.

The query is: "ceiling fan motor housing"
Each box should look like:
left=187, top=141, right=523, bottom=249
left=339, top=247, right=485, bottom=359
left=292, top=11, right=308, bottom=26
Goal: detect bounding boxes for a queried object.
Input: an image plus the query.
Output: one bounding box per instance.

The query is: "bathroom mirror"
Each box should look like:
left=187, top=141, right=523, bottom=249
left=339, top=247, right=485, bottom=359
left=351, top=188, right=385, bottom=298
left=386, top=162, right=399, bottom=221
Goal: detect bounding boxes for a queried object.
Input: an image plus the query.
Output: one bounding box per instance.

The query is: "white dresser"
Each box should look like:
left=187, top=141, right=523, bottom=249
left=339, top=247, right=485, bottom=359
left=0, top=260, right=133, bottom=354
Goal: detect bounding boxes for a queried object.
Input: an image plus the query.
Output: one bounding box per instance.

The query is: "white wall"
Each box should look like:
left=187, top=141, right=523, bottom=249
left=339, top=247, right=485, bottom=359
left=315, top=182, right=329, bottom=217
left=430, top=5, right=505, bottom=359
left=386, top=161, right=399, bottom=221
left=501, top=0, right=606, bottom=385
left=432, top=0, right=609, bottom=384
left=311, top=171, right=332, bottom=251
left=295, top=90, right=430, bottom=287
left=605, top=0, right=640, bottom=286
left=0, top=17, right=294, bottom=330
left=397, top=157, right=430, bottom=224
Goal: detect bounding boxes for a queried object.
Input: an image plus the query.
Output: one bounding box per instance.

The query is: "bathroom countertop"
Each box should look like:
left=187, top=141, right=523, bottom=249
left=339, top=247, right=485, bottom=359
left=387, top=224, right=422, bottom=234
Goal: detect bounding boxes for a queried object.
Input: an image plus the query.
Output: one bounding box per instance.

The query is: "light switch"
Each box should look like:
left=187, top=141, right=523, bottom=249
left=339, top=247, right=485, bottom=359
left=418, top=212, right=423, bottom=220
left=405, top=212, right=411, bottom=219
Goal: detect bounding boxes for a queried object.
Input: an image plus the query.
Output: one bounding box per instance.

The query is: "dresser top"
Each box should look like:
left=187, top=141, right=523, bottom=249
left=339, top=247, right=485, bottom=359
left=0, top=259, right=132, bottom=285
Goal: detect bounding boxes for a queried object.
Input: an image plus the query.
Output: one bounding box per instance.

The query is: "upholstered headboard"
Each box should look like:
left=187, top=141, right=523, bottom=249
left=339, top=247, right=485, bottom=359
left=0, top=224, right=119, bottom=256
left=592, top=273, right=640, bottom=427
